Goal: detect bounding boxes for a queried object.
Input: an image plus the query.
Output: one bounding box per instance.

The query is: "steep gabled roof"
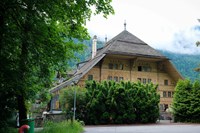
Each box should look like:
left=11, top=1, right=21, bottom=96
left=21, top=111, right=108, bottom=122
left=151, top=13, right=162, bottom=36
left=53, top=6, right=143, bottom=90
left=98, top=30, right=166, bottom=58
left=50, top=30, right=168, bottom=93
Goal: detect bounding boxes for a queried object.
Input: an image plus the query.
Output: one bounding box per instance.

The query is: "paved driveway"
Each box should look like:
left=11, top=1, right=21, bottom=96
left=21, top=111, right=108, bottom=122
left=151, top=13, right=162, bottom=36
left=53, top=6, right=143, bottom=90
left=84, top=124, right=200, bottom=133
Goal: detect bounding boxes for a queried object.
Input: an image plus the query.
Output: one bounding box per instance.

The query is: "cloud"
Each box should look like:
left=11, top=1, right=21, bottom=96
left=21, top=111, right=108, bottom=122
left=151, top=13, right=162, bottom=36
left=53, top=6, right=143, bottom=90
left=155, top=26, right=200, bottom=54
left=86, top=0, right=200, bottom=55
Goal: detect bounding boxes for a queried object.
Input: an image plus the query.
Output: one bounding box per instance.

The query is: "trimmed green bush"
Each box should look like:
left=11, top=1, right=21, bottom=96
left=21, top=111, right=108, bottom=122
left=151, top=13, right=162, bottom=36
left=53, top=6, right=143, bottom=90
left=173, top=80, right=200, bottom=123
left=60, top=80, right=160, bottom=124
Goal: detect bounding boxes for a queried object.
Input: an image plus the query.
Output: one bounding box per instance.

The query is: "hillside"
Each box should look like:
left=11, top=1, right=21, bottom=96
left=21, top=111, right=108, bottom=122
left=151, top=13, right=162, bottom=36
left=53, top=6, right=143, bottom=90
left=159, top=50, right=200, bottom=81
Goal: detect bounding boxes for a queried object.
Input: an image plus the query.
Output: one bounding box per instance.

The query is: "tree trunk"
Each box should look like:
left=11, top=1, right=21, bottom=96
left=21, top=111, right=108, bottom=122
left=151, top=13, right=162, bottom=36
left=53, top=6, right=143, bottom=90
left=18, top=95, right=27, bottom=126
left=18, top=18, right=30, bottom=126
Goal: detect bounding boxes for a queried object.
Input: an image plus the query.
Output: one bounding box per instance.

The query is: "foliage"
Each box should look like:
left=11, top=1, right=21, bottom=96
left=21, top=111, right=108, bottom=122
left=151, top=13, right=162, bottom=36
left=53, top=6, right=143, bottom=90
left=0, top=127, right=17, bottom=133
left=172, top=80, right=200, bottom=123
left=85, top=81, right=160, bottom=124
left=0, top=0, right=114, bottom=126
left=60, top=86, right=87, bottom=120
left=194, top=44, right=200, bottom=72
left=36, top=120, right=83, bottom=133
left=60, top=81, right=160, bottom=124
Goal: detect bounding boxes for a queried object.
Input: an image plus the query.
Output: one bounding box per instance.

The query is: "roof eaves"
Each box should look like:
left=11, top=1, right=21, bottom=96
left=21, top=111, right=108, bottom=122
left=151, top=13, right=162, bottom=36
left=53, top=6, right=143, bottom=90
left=50, top=74, right=82, bottom=93
left=105, top=52, right=168, bottom=59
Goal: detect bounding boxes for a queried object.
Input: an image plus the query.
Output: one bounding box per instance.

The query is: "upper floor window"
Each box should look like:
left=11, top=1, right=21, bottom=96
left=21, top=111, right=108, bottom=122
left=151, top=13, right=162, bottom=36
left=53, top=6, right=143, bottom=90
left=172, top=92, right=174, bottom=97
left=168, top=91, right=172, bottom=97
left=88, top=75, right=93, bottom=80
left=119, top=64, right=124, bottom=70
left=138, top=66, right=142, bottom=71
left=163, top=91, right=167, bottom=97
left=143, top=66, right=152, bottom=72
left=164, top=80, right=168, bottom=85
left=109, top=63, right=113, bottom=69
left=113, top=64, right=118, bottom=69
left=138, top=66, right=151, bottom=72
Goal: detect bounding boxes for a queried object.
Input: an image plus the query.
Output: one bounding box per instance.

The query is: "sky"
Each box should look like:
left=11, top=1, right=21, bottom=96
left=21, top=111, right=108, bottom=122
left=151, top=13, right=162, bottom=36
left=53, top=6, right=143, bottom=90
left=86, top=0, right=200, bottom=54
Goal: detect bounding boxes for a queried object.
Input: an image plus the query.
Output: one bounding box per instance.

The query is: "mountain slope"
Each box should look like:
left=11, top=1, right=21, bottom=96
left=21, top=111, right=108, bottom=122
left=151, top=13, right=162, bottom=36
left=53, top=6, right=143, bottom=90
left=159, top=50, right=200, bottom=81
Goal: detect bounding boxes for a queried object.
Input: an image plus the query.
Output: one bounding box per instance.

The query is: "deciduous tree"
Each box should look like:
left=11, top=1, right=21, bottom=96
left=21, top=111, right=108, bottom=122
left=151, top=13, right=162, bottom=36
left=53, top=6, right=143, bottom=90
left=0, top=0, right=114, bottom=127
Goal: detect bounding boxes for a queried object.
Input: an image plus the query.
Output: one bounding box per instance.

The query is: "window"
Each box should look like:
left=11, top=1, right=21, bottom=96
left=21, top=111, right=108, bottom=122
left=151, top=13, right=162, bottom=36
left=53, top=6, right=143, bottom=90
left=138, top=66, right=151, bottom=72
left=113, top=64, right=118, bottom=69
left=138, top=66, right=142, bottom=71
left=148, top=78, right=152, bottom=83
left=137, top=78, right=141, bottom=82
left=160, top=104, right=164, bottom=111
left=88, top=75, right=93, bottom=80
left=119, top=64, right=124, bottom=70
left=168, top=91, right=172, bottom=97
left=109, top=63, right=113, bottom=69
left=143, top=78, right=146, bottom=84
left=119, top=77, right=124, bottom=81
left=172, top=92, right=174, bottom=97
left=164, top=104, right=168, bottom=111
left=113, top=76, right=118, bottom=82
left=164, top=80, right=168, bottom=85
left=107, top=76, right=112, bottom=80
left=143, top=66, right=152, bottom=72
left=163, top=91, right=167, bottom=97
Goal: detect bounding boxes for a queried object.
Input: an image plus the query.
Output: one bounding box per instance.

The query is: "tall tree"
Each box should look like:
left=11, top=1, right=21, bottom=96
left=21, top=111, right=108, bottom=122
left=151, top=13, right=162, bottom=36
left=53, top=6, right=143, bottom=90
left=0, top=0, right=114, bottom=126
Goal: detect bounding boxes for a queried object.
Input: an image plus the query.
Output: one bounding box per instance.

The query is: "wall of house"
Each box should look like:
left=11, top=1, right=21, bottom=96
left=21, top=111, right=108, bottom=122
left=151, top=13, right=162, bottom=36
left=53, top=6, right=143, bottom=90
left=77, top=56, right=177, bottom=112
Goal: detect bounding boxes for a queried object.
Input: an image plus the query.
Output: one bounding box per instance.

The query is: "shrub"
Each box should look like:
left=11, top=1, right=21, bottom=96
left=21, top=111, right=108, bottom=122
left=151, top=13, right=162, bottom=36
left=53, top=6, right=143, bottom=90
left=85, top=80, right=160, bottom=124
left=60, top=80, right=160, bottom=124
left=173, top=80, right=200, bottom=123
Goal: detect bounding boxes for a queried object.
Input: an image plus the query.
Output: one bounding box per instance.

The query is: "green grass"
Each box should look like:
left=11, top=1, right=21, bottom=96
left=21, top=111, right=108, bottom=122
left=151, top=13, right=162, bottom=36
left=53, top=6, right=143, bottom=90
left=0, top=127, right=17, bottom=133
left=36, top=120, right=84, bottom=133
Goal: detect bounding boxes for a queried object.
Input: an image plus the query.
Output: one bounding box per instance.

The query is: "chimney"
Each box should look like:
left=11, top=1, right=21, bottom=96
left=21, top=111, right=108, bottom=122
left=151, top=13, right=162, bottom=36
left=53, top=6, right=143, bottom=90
left=105, top=35, right=107, bottom=43
left=92, top=35, right=97, bottom=59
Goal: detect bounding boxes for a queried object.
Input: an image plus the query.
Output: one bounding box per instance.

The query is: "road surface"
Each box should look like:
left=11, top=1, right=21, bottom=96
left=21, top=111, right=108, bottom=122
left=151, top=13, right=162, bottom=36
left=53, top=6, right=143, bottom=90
left=84, top=123, right=200, bottom=133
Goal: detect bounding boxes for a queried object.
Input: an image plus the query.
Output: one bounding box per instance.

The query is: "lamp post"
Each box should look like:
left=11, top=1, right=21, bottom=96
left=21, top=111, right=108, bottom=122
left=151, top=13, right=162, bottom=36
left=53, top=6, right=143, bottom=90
left=73, top=87, right=76, bottom=120
left=71, top=81, right=77, bottom=121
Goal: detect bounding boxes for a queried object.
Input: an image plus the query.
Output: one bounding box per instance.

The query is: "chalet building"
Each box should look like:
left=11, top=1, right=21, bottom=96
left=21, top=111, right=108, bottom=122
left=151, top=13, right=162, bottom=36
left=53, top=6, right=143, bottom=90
left=50, top=25, right=183, bottom=114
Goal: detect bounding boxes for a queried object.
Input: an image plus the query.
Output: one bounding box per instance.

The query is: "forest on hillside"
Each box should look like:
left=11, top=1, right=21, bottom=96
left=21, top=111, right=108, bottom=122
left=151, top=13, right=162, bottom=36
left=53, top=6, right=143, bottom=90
left=159, top=50, right=199, bottom=81
left=71, top=40, right=200, bottom=81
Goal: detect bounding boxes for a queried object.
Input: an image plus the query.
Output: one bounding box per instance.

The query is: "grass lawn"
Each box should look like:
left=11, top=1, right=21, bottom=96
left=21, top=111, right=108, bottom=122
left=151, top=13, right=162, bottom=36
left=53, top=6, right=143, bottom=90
left=36, top=120, right=84, bottom=133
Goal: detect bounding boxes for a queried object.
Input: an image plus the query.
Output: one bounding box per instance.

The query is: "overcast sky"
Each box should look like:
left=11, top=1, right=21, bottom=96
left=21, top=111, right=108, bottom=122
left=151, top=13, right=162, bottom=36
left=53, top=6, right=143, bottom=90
left=86, top=0, right=200, bottom=54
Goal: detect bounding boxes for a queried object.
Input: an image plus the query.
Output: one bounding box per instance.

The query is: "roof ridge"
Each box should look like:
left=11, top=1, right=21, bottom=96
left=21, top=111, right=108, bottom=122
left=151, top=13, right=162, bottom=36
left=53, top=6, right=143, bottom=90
left=117, top=39, right=147, bottom=45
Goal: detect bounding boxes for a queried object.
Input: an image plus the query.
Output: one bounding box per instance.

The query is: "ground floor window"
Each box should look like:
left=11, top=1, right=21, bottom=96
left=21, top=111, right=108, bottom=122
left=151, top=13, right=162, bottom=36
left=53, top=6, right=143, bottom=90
left=88, top=75, right=93, bottom=80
